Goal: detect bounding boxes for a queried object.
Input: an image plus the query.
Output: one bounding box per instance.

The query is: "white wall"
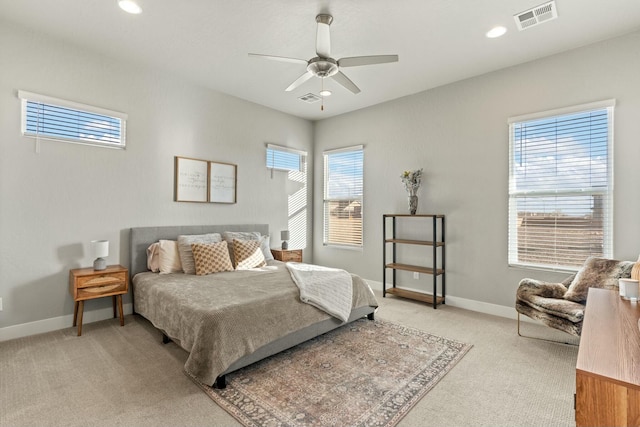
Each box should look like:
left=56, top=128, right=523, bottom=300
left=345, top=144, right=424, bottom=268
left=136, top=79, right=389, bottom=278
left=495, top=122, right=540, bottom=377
left=313, top=30, right=640, bottom=308
left=0, top=22, right=314, bottom=332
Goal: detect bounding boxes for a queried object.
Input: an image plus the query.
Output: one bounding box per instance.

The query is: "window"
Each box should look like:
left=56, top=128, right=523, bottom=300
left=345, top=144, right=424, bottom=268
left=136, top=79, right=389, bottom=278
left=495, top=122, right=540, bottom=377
left=323, top=145, right=363, bottom=248
left=19, top=90, right=127, bottom=149
left=508, top=100, right=614, bottom=270
left=266, top=144, right=305, bottom=172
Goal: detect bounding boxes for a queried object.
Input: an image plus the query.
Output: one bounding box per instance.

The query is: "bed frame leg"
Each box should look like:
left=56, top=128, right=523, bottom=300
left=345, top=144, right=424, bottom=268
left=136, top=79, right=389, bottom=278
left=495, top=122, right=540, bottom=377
left=367, top=312, right=375, bottom=321
left=213, top=375, right=226, bottom=389
left=162, top=333, right=170, bottom=344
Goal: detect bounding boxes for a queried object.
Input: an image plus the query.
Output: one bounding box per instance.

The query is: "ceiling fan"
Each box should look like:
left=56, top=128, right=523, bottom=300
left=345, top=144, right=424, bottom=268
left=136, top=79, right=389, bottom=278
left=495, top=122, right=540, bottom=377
left=249, top=14, right=399, bottom=95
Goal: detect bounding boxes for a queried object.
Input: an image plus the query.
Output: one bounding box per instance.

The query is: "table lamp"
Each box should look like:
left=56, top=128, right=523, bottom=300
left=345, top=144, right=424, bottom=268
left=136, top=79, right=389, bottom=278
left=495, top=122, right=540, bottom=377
left=91, top=240, right=109, bottom=270
left=281, top=230, right=290, bottom=250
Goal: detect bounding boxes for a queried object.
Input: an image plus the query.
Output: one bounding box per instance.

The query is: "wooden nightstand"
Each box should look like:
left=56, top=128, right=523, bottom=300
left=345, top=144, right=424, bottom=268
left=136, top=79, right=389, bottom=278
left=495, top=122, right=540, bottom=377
left=69, top=264, right=129, bottom=336
left=271, top=249, right=303, bottom=263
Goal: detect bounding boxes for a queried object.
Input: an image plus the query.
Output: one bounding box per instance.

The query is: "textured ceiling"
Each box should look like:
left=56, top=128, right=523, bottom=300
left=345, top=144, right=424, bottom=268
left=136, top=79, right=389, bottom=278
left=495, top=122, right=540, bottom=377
left=1, top=0, right=640, bottom=120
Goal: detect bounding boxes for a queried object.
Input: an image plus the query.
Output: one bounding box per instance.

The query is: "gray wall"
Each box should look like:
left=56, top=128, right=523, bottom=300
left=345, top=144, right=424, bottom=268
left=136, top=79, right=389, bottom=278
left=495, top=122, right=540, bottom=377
left=0, top=22, right=314, bottom=330
left=2, top=20, right=639, bottom=334
left=313, top=30, right=640, bottom=308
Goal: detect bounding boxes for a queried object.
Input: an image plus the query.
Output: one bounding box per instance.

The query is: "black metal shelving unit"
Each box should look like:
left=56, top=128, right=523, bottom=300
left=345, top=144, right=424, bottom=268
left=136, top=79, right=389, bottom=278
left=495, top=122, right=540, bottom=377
left=383, top=214, right=446, bottom=308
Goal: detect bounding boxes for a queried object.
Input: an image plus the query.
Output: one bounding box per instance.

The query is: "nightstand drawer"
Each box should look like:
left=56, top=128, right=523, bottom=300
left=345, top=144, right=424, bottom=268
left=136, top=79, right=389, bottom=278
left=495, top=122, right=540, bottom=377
left=271, top=249, right=303, bottom=262
left=77, top=271, right=127, bottom=288
left=77, top=280, right=127, bottom=299
left=280, top=251, right=301, bottom=262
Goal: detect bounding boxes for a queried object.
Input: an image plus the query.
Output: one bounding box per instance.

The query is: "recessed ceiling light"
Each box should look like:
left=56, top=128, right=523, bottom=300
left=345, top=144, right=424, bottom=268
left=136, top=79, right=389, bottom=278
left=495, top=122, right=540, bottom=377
left=118, top=0, right=142, bottom=14
left=486, top=26, right=507, bottom=38
left=319, top=90, right=332, bottom=97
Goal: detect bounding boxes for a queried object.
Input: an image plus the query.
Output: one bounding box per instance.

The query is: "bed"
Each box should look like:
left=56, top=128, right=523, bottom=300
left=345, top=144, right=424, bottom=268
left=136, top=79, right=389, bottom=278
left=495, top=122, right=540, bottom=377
left=129, top=224, right=378, bottom=388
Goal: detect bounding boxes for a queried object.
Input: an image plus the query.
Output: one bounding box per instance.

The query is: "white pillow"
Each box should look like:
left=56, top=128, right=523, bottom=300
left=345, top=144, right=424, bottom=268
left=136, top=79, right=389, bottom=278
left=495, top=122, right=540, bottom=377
left=158, top=240, right=182, bottom=274
left=260, top=235, right=275, bottom=262
left=177, top=233, right=222, bottom=275
left=146, top=242, right=160, bottom=272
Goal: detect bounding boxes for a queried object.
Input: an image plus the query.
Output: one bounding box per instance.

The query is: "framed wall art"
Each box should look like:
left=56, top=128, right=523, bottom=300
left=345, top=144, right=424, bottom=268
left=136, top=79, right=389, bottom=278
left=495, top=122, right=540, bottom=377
left=174, top=156, right=208, bottom=202
left=174, top=156, right=237, bottom=204
left=209, top=161, right=237, bottom=203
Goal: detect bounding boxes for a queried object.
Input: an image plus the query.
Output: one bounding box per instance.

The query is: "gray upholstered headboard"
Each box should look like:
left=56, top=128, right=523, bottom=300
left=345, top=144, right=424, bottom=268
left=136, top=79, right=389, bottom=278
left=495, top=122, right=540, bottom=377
left=129, top=224, right=269, bottom=277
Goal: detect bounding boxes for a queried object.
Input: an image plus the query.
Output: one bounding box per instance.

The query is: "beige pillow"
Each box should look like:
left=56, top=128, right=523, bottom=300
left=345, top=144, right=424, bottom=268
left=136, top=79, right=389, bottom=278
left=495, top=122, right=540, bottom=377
left=564, top=257, right=635, bottom=303
left=222, top=231, right=262, bottom=265
left=233, top=239, right=266, bottom=270
left=158, top=240, right=182, bottom=274
left=191, top=241, right=234, bottom=275
left=146, top=242, right=160, bottom=272
left=222, top=231, right=274, bottom=263
left=177, top=233, right=222, bottom=274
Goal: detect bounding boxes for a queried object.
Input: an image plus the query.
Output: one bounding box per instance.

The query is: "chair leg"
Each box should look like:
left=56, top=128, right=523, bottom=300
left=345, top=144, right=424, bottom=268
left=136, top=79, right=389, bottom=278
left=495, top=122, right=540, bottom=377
left=517, top=313, right=579, bottom=346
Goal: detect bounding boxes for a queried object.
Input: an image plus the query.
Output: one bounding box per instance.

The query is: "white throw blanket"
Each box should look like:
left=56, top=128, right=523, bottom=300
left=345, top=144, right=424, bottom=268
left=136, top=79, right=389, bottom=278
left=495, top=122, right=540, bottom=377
left=286, top=262, right=353, bottom=323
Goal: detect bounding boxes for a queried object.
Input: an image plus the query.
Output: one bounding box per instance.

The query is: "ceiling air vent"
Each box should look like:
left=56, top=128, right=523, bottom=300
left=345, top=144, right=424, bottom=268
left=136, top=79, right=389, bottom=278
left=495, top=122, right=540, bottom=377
left=514, top=1, right=557, bottom=31
left=298, top=93, right=321, bottom=103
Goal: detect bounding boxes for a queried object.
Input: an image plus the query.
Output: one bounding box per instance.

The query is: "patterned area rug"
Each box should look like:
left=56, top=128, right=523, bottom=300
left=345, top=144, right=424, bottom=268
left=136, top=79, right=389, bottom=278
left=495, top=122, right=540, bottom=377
left=188, top=318, right=472, bottom=427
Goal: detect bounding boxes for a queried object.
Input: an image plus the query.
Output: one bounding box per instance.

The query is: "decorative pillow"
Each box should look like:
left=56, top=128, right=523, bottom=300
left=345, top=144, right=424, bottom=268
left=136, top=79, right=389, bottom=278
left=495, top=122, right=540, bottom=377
left=146, top=242, right=160, bottom=272
left=158, top=240, right=182, bottom=274
left=191, top=241, right=234, bottom=275
left=564, top=257, right=635, bottom=303
left=222, top=231, right=262, bottom=264
left=177, top=233, right=222, bottom=274
left=631, top=254, right=640, bottom=282
left=233, top=238, right=266, bottom=270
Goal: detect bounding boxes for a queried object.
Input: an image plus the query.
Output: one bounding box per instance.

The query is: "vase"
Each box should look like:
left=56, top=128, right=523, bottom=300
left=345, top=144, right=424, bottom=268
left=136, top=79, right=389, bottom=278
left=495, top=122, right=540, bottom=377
left=408, top=195, right=418, bottom=215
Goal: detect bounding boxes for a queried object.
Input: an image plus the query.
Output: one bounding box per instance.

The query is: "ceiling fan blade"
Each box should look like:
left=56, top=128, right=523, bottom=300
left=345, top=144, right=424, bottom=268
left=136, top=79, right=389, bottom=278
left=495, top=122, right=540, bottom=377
left=248, top=53, right=308, bottom=65
left=338, top=55, right=399, bottom=68
left=331, top=71, right=361, bottom=94
left=315, top=15, right=333, bottom=58
left=285, top=72, right=314, bottom=92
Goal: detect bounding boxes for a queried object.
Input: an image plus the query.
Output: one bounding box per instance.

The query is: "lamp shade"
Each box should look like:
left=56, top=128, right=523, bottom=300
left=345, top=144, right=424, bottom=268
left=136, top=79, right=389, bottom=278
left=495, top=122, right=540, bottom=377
left=91, top=240, right=109, bottom=258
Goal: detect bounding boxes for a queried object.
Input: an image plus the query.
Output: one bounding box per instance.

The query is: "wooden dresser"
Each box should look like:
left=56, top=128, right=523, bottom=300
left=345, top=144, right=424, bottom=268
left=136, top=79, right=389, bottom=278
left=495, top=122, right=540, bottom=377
left=576, top=288, right=640, bottom=426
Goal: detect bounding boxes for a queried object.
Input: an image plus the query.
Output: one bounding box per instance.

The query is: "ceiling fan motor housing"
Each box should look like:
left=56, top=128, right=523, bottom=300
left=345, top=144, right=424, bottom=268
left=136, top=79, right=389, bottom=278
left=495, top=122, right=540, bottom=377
left=307, top=57, right=339, bottom=77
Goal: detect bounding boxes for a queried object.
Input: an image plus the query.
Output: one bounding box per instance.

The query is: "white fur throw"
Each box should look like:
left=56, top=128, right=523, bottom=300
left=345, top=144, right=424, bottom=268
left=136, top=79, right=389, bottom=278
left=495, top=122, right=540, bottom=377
left=286, top=263, right=353, bottom=322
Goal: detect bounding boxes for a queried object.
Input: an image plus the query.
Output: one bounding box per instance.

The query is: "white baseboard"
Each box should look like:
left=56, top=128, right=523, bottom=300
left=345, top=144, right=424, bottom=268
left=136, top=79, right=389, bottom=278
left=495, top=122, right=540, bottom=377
left=0, top=303, right=133, bottom=342
left=366, top=280, right=534, bottom=323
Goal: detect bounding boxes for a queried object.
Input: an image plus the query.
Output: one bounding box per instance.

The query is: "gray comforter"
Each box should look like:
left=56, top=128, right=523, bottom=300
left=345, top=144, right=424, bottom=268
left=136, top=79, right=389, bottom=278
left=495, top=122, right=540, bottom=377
left=133, top=260, right=378, bottom=385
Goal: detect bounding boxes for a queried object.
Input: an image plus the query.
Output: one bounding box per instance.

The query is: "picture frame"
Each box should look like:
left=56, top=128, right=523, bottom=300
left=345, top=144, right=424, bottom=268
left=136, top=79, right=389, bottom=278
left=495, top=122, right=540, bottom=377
left=174, top=156, right=208, bottom=202
left=209, top=161, right=237, bottom=204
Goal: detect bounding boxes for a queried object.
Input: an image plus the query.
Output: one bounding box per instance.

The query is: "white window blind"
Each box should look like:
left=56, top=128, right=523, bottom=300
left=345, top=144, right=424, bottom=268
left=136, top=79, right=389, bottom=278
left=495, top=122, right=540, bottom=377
left=266, top=144, right=306, bottom=172
left=19, top=90, right=127, bottom=149
left=508, top=100, right=614, bottom=270
left=323, top=145, right=363, bottom=248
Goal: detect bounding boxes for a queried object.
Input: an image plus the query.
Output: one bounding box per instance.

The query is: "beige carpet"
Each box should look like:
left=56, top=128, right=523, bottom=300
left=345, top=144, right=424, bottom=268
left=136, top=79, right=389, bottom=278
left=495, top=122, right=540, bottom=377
left=0, top=290, right=579, bottom=426
left=189, top=318, right=472, bottom=427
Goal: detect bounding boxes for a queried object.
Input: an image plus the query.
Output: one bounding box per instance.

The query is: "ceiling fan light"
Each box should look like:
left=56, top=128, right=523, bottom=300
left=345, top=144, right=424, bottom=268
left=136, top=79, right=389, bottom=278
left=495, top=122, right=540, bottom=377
left=118, top=0, right=142, bottom=14
left=319, top=90, right=332, bottom=96
left=486, top=26, right=507, bottom=38
left=307, top=57, right=339, bottom=77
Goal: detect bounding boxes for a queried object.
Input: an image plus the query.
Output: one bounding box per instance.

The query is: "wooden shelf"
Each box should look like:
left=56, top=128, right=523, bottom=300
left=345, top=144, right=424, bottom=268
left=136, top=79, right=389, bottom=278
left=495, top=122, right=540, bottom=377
left=385, top=238, right=444, bottom=247
left=385, top=263, right=444, bottom=275
left=386, top=288, right=445, bottom=305
left=383, top=214, right=445, bottom=218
